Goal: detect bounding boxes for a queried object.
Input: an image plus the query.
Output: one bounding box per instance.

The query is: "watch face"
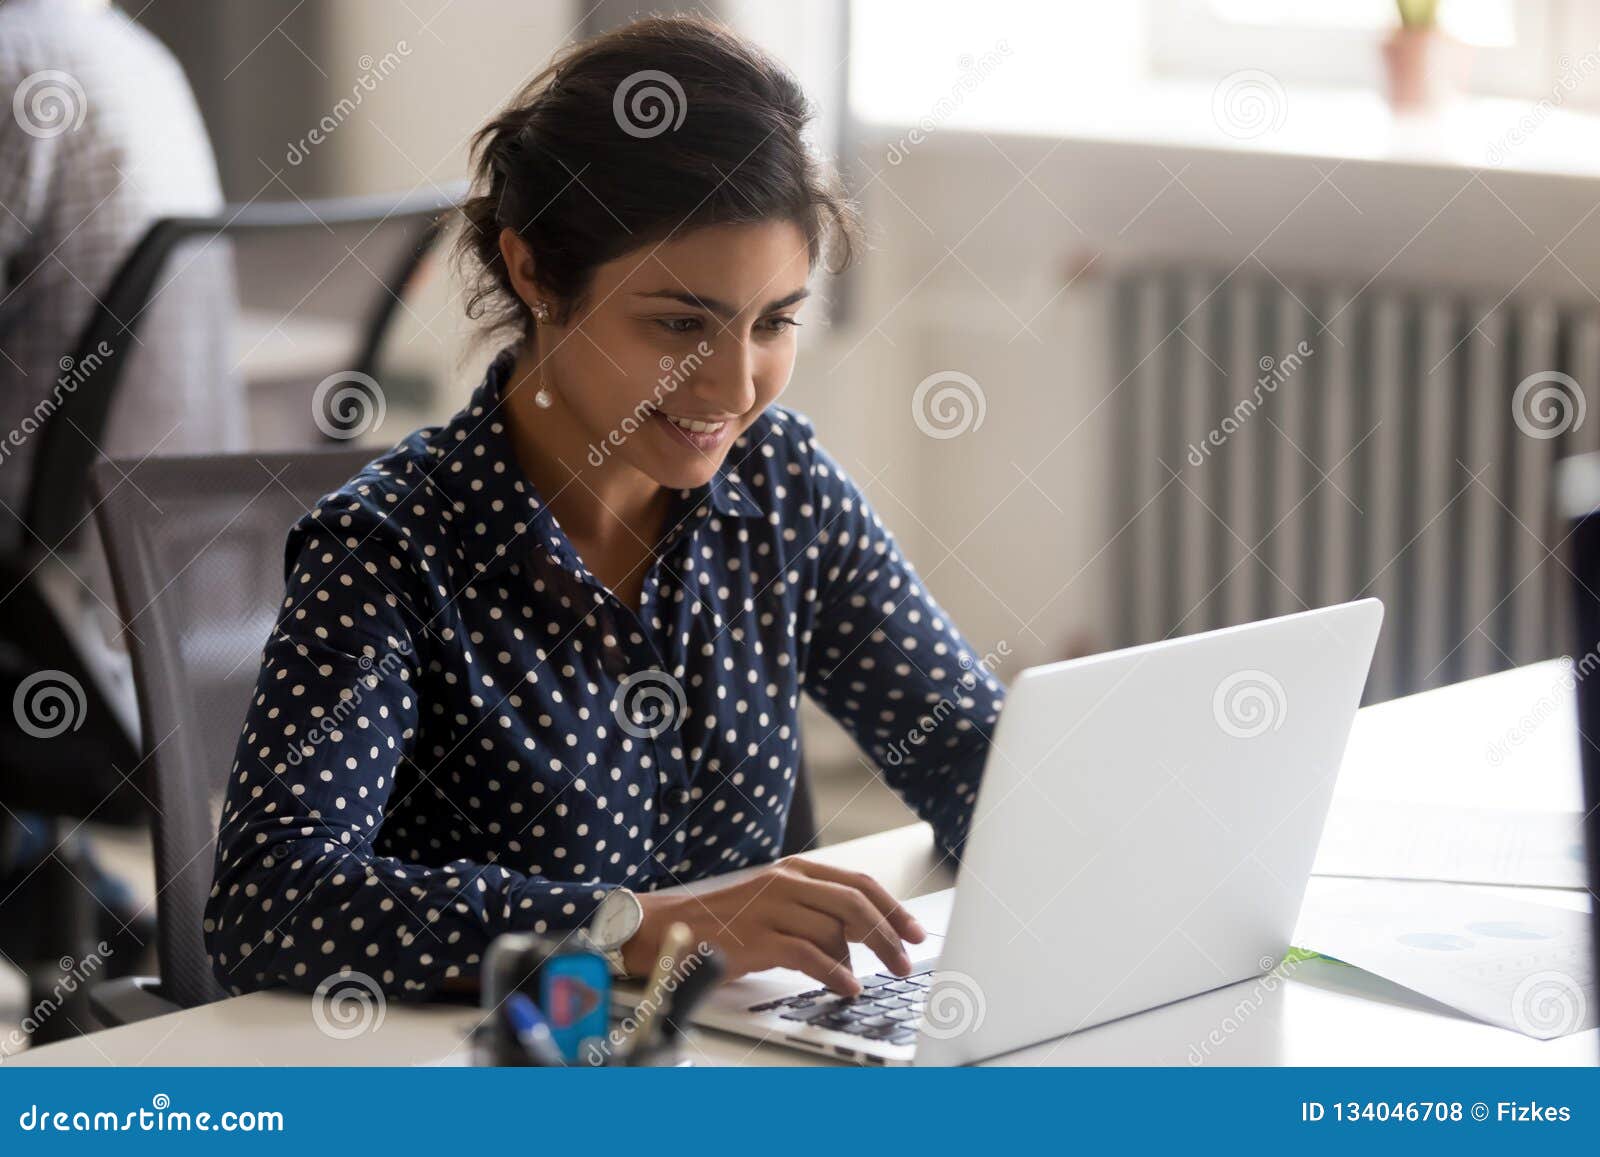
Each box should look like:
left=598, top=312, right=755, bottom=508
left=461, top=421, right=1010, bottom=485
left=592, top=890, right=641, bottom=948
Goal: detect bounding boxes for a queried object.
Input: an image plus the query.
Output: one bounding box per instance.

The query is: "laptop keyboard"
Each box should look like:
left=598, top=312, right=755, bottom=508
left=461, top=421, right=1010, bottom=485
left=745, top=970, right=933, bottom=1046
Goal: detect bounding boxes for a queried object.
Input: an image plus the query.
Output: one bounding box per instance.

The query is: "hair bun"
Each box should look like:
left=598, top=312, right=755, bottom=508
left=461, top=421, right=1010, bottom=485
left=454, top=13, right=861, bottom=343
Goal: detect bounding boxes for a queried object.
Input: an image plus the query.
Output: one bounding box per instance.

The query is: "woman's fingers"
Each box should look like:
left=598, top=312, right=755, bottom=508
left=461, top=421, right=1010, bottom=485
left=771, top=904, right=850, bottom=966
left=788, top=858, right=925, bottom=943
left=770, top=934, right=861, bottom=996
left=698, top=860, right=927, bottom=993
left=786, top=875, right=913, bottom=977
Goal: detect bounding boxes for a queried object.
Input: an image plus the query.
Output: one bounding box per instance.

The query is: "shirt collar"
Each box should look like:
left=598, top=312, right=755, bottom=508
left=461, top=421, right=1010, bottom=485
left=423, top=349, right=768, bottom=577
left=692, top=452, right=766, bottom=520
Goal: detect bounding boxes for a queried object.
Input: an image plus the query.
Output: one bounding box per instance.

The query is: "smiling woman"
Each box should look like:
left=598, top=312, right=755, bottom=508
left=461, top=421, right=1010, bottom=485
left=202, top=13, right=1005, bottom=1004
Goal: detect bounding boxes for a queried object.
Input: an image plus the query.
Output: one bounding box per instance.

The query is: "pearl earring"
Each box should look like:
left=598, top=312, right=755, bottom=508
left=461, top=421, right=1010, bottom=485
left=530, top=301, right=553, bottom=406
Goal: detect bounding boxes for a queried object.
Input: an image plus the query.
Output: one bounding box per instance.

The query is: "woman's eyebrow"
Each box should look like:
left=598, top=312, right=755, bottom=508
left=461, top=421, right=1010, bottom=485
left=631, top=286, right=811, bottom=320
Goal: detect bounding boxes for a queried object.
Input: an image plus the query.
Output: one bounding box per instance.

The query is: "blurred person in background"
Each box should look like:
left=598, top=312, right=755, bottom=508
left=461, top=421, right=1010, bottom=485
left=0, top=0, right=243, bottom=974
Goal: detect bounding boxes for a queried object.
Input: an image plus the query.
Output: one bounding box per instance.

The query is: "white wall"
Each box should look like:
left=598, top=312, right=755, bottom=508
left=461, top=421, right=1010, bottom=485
left=315, top=0, right=577, bottom=195
left=310, top=1, right=583, bottom=403
left=821, top=121, right=1600, bottom=668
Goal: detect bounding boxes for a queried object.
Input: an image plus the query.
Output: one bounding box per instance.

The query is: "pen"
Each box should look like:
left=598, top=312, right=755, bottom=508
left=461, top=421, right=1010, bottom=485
left=629, top=944, right=724, bottom=1066
left=624, top=920, right=693, bottom=1059
left=658, top=944, right=722, bottom=1038
left=503, top=991, right=566, bottom=1066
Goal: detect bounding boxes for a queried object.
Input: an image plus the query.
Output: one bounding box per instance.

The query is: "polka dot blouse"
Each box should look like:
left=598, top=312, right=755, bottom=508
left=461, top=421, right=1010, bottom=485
left=204, top=348, right=1005, bottom=1000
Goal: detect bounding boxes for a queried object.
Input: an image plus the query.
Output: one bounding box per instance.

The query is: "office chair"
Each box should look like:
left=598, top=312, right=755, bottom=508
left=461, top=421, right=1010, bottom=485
left=0, top=185, right=458, bottom=1039
left=88, top=447, right=378, bottom=1018
left=22, top=182, right=461, bottom=555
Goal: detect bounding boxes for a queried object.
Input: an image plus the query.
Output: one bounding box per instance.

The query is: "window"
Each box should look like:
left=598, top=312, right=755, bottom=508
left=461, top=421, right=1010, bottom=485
left=846, top=0, right=1600, bottom=143
left=848, top=0, right=1147, bottom=131
left=1149, top=0, right=1560, bottom=100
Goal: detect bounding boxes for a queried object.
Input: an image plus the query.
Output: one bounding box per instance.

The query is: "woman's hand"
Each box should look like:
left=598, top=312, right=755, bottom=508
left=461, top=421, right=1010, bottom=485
left=619, top=857, right=926, bottom=996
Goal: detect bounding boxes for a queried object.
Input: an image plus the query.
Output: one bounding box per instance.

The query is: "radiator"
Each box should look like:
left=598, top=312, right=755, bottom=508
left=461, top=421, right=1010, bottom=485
left=1113, top=269, right=1600, bottom=703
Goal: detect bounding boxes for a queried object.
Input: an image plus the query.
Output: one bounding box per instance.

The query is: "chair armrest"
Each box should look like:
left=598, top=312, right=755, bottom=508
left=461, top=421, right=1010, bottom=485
left=89, top=976, right=181, bottom=1026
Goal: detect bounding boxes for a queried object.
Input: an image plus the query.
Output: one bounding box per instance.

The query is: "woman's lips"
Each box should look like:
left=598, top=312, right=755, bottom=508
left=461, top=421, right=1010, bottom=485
left=652, top=410, right=730, bottom=452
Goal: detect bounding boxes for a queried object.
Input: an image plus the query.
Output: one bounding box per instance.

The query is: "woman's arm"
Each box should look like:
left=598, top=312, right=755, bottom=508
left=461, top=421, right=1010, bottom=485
left=797, top=428, right=1006, bottom=860
left=202, top=497, right=620, bottom=1000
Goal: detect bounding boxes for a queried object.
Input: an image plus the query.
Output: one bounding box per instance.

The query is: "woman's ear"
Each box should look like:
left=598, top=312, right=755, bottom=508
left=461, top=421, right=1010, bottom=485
left=498, top=227, right=542, bottom=313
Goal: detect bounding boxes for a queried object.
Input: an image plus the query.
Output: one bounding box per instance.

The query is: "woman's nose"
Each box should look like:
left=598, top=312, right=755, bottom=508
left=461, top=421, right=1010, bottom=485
left=692, top=338, right=758, bottom=414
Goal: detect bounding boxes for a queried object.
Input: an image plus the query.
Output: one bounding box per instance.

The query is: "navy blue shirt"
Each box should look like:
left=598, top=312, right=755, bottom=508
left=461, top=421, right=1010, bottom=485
left=204, top=349, right=1004, bottom=999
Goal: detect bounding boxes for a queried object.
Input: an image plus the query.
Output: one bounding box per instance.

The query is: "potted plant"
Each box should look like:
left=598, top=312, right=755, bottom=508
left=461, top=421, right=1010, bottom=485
left=1382, top=0, right=1467, bottom=110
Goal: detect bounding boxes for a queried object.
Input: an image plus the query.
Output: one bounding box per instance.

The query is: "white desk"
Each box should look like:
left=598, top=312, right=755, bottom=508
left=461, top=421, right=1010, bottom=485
left=12, top=662, right=1596, bottom=1067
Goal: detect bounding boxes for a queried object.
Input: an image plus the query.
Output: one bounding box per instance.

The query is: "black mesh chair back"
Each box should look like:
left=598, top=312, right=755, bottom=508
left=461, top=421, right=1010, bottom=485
left=91, top=448, right=375, bottom=1008
left=24, top=184, right=459, bottom=557
left=2, top=187, right=454, bottom=819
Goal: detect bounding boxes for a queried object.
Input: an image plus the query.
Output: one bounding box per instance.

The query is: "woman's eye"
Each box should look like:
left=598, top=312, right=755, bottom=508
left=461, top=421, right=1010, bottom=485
left=654, top=315, right=799, bottom=336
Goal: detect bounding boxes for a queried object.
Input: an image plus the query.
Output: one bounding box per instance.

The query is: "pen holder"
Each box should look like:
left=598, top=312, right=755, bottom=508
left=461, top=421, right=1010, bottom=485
left=474, top=931, right=721, bottom=1067
left=470, top=1008, right=651, bottom=1067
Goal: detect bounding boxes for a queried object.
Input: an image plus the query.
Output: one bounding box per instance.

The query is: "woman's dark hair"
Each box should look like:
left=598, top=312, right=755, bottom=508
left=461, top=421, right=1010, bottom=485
left=455, top=13, right=863, bottom=340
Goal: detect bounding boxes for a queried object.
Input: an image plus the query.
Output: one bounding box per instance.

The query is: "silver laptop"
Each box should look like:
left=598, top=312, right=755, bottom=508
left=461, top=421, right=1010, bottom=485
left=627, top=599, right=1383, bottom=1065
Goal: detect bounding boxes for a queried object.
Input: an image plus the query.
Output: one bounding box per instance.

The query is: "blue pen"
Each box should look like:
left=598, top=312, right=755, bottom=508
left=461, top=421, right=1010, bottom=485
left=503, top=991, right=566, bottom=1066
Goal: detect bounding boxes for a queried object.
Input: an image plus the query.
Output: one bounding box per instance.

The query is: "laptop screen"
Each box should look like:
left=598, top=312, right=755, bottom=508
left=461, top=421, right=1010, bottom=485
left=1558, top=453, right=1600, bottom=1065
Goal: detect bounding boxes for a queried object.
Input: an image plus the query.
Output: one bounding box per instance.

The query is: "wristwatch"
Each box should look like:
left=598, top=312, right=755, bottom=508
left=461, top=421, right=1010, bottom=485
left=581, top=887, right=644, bottom=976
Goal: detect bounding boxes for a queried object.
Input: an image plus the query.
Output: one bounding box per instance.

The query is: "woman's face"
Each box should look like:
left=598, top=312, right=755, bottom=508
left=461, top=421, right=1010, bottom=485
left=502, top=218, right=813, bottom=492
